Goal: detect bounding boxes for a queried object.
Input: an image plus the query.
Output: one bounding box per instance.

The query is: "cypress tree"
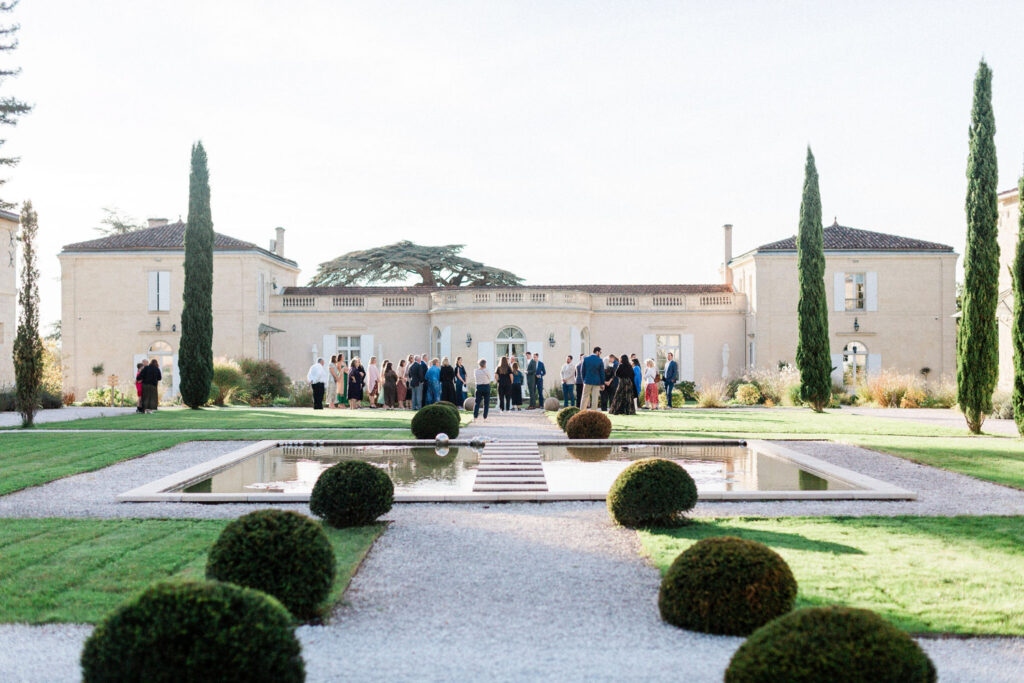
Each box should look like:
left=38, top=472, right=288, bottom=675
left=795, top=146, right=831, bottom=413
left=178, top=142, right=214, bottom=408
left=1012, top=172, right=1024, bottom=437
left=957, top=60, right=1000, bottom=434
left=13, top=200, right=41, bottom=426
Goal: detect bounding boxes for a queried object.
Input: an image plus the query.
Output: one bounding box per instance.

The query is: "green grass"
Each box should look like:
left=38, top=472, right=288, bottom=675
left=639, top=516, right=1024, bottom=636
left=0, top=518, right=383, bottom=624
left=37, top=406, right=419, bottom=430
left=0, top=430, right=411, bottom=496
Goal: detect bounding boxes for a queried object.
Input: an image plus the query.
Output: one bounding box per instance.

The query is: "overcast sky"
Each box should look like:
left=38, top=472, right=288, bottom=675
left=4, top=0, right=1024, bottom=327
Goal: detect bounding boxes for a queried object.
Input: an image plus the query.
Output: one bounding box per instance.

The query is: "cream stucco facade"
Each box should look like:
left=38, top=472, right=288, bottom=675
left=0, top=209, right=17, bottom=387
left=997, top=188, right=1020, bottom=391
left=59, top=220, right=959, bottom=400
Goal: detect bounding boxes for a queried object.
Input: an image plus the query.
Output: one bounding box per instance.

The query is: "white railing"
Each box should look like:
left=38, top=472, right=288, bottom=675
left=530, top=292, right=548, bottom=303
left=382, top=295, right=415, bottom=307
left=496, top=292, right=523, bottom=303
left=445, top=293, right=457, bottom=304
left=653, top=295, right=684, bottom=307
left=282, top=296, right=316, bottom=308
left=473, top=292, right=491, bottom=303
left=332, top=296, right=365, bottom=308
left=699, top=294, right=733, bottom=307
left=605, top=295, right=636, bottom=307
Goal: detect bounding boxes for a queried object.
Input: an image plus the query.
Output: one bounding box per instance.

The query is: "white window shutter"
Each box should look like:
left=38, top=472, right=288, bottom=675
left=440, top=326, right=452, bottom=360
left=679, top=334, right=695, bottom=381
left=831, top=353, right=844, bottom=386
left=569, top=326, right=581, bottom=359
left=527, top=340, right=543, bottom=362
left=147, top=272, right=159, bottom=311
left=642, top=334, right=655, bottom=364
left=322, top=334, right=337, bottom=359
left=477, top=341, right=494, bottom=372
left=865, top=271, right=878, bottom=311
left=833, top=271, right=845, bottom=312
left=867, top=353, right=882, bottom=377
left=158, top=271, right=170, bottom=311
left=359, top=334, right=374, bottom=362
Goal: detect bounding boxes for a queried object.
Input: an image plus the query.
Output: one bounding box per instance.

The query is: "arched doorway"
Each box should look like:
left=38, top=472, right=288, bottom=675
left=842, top=341, right=868, bottom=387
left=147, top=341, right=175, bottom=400
left=495, top=326, right=526, bottom=368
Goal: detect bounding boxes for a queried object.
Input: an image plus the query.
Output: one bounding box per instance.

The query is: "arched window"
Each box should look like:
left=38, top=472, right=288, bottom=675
left=431, top=327, right=442, bottom=360
left=495, top=326, right=526, bottom=368
left=149, top=341, right=172, bottom=354
left=842, top=341, right=868, bottom=386
left=146, top=341, right=174, bottom=399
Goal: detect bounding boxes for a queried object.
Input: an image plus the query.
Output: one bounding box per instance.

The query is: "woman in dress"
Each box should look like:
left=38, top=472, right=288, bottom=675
left=455, top=357, right=467, bottom=406
left=366, top=357, right=381, bottom=408
left=511, top=362, right=524, bottom=410
left=348, top=358, right=365, bottom=409
left=396, top=358, right=408, bottom=408
left=495, top=356, right=513, bottom=412
left=609, top=354, right=637, bottom=415
left=439, top=357, right=457, bottom=403
left=382, top=360, right=398, bottom=409
left=404, top=355, right=414, bottom=408
left=336, top=354, right=348, bottom=408
left=643, top=358, right=659, bottom=410
left=327, top=355, right=339, bottom=408
left=632, top=357, right=643, bottom=410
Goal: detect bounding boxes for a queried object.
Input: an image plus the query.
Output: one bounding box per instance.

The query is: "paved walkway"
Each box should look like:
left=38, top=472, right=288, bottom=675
left=462, top=408, right=566, bottom=441
left=838, top=406, right=1020, bottom=436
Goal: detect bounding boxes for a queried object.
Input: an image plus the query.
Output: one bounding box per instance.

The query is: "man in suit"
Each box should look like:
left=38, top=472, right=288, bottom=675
left=663, top=352, right=679, bottom=408
left=525, top=351, right=537, bottom=408
left=575, top=356, right=585, bottom=408
left=580, top=347, right=606, bottom=410
left=408, top=354, right=426, bottom=409
left=600, top=355, right=618, bottom=412
left=534, top=355, right=546, bottom=406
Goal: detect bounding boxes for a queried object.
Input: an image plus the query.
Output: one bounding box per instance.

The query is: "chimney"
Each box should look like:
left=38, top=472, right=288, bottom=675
left=722, top=224, right=733, bottom=286
left=147, top=218, right=169, bottom=228
left=274, top=227, right=285, bottom=257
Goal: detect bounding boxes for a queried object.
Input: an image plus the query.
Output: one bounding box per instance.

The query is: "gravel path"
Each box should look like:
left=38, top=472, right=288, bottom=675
left=0, top=406, right=136, bottom=428
left=2, top=504, right=1021, bottom=682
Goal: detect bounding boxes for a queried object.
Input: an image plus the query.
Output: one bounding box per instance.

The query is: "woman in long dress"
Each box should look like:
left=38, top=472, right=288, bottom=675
left=396, top=359, right=408, bottom=408
left=439, top=357, right=457, bottom=403
left=348, top=358, right=365, bottom=409
left=382, top=360, right=398, bottom=409
left=455, top=357, right=467, bottom=406
left=511, top=362, right=524, bottom=410
left=643, top=358, right=659, bottom=410
left=632, top=358, right=642, bottom=411
left=609, top=354, right=636, bottom=415
left=327, top=355, right=339, bottom=408
left=495, top=357, right=513, bottom=412
left=336, top=354, right=348, bottom=408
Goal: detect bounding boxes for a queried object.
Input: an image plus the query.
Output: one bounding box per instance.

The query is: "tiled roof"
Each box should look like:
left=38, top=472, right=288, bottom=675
left=61, top=221, right=298, bottom=265
left=0, top=208, right=19, bottom=222
left=755, top=223, right=954, bottom=253
left=283, top=283, right=733, bottom=295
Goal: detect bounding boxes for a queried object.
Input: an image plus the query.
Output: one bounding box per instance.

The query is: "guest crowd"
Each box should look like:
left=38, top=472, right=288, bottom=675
left=304, top=346, right=681, bottom=419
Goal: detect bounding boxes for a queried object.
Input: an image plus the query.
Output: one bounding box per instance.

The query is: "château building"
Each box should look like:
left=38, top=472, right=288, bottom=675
left=0, top=208, right=19, bottom=388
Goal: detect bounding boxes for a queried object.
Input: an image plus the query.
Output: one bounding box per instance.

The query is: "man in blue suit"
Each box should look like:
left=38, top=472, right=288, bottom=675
left=663, top=352, right=679, bottom=408
left=580, top=347, right=607, bottom=410
left=534, top=356, right=546, bottom=407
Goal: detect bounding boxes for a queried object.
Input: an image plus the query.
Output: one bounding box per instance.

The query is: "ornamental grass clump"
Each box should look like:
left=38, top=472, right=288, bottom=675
left=411, top=403, right=460, bottom=439
left=733, top=383, right=761, bottom=405
left=80, top=581, right=304, bottom=683
left=556, top=406, right=580, bottom=431
left=206, top=510, right=335, bottom=621
left=310, top=460, right=393, bottom=528
left=607, top=458, right=697, bottom=528
left=725, top=606, right=936, bottom=683
left=659, top=536, right=796, bottom=636
left=565, top=409, right=612, bottom=439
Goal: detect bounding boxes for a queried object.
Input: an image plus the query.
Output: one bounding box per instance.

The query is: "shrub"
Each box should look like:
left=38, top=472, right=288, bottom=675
left=288, top=381, right=313, bottom=408
left=865, top=370, right=926, bottom=408
left=696, top=378, right=729, bottom=408
left=926, top=375, right=957, bottom=408
left=310, top=460, right=393, bottom=527
left=556, top=406, right=580, bottom=431
left=725, top=606, right=936, bottom=682
left=658, top=386, right=687, bottom=408
left=543, top=396, right=560, bottom=411
left=238, top=358, right=290, bottom=401
left=565, top=410, right=612, bottom=439
left=900, top=384, right=927, bottom=409
left=80, top=580, right=304, bottom=683
left=734, top=383, right=761, bottom=405
left=607, top=458, right=697, bottom=527
left=206, top=510, right=336, bottom=621
left=411, top=403, right=460, bottom=439
left=211, top=361, right=244, bottom=406
left=81, top=386, right=134, bottom=407
left=991, top=391, right=1015, bottom=420
left=436, top=400, right=461, bottom=413
left=784, top=383, right=803, bottom=407
left=659, top=536, right=796, bottom=636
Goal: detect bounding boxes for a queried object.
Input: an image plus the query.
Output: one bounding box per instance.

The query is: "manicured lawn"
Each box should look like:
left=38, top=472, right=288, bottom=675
left=0, top=430, right=411, bottom=496
left=39, top=406, right=421, bottom=430
left=639, top=516, right=1024, bottom=636
left=0, top=518, right=383, bottom=623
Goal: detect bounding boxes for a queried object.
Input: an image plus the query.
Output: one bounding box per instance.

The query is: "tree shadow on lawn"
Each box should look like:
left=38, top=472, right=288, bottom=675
left=646, top=519, right=865, bottom=555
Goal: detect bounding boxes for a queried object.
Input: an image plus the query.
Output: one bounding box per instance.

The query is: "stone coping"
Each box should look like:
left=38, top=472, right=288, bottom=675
left=118, top=438, right=914, bottom=503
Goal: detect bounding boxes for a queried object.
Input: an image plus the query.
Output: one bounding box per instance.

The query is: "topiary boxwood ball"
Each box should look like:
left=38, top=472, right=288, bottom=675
left=556, top=406, right=580, bottom=431
left=659, top=536, right=796, bottom=636
left=565, top=409, right=612, bottom=439
left=436, top=400, right=460, bottom=412
left=463, top=396, right=475, bottom=412
left=206, top=509, right=335, bottom=621
left=607, top=458, right=697, bottom=527
left=80, top=580, right=304, bottom=683
left=310, top=460, right=394, bottom=527
left=543, top=396, right=560, bottom=411
left=725, top=606, right=936, bottom=682
left=411, top=403, right=460, bottom=439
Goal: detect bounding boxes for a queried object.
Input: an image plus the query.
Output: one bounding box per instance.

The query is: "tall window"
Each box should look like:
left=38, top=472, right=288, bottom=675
left=845, top=273, right=865, bottom=311
left=257, top=272, right=266, bottom=313
left=336, top=335, right=361, bottom=362
left=496, top=326, right=526, bottom=367
left=432, top=327, right=442, bottom=360
left=656, top=334, right=680, bottom=370
left=842, top=341, right=868, bottom=386
left=148, top=271, right=170, bottom=311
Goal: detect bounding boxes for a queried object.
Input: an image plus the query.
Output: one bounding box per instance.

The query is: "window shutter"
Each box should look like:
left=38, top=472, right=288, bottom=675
left=147, top=272, right=159, bottom=311
left=526, top=341, right=543, bottom=362
left=440, top=326, right=452, bottom=360
left=359, top=334, right=374, bottom=362
left=833, top=271, right=845, bottom=312
left=569, top=326, right=581, bottom=359
left=679, top=334, right=695, bottom=381
left=642, top=334, right=655, bottom=365
left=158, top=271, right=170, bottom=311
left=830, top=353, right=844, bottom=386
left=477, top=341, right=494, bottom=372
left=867, top=353, right=882, bottom=377
left=865, top=271, right=878, bottom=311
left=322, top=334, right=337, bottom=360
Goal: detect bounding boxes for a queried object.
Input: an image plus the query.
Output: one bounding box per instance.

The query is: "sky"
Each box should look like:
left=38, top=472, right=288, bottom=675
left=4, top=0, right=1024, bottom=328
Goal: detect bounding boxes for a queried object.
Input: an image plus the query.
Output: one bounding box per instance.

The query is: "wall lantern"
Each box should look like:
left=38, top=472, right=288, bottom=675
left=172, top=324, right=177, bottom=333
left=155, top=317, right=161, bottom=331
left=271, top=278, right=278, bottom=291
left=853, top=317, right=860, bottom=332
left=548, top=333, right=556, bottom=347
left=465, top=333, right=473, bottom=348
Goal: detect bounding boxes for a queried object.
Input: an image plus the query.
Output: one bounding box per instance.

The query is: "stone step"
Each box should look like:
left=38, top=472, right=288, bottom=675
left=472, top=484, right=549, bottom=492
